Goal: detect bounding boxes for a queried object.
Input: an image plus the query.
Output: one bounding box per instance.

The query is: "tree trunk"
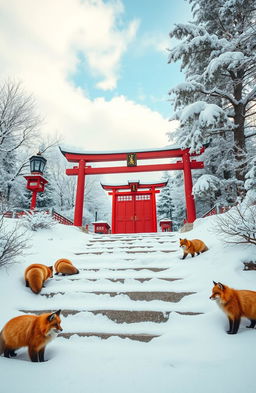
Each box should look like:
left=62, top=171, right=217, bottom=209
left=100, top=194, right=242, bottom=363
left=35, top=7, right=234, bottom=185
left=233, top=70, right=246, bottom=196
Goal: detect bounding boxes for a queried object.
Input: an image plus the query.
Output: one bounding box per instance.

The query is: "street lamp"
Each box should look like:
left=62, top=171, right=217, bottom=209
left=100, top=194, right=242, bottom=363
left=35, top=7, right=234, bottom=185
left=29, top=153, right=47, bottom=174
left=24, top=152, right=48, bottom=210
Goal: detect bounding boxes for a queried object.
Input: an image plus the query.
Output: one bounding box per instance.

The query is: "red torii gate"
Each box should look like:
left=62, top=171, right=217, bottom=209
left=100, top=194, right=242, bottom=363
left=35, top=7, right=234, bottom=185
left=101, top=180, right=167, bottom=233
left=60, top=145, right=205, bottom=227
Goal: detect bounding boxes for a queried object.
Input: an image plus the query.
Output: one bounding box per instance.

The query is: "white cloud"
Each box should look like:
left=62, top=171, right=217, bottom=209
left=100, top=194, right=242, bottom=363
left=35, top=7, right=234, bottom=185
left=0, top=0, right=176, bottom=155
left=139, top=33, right=170, bottom=54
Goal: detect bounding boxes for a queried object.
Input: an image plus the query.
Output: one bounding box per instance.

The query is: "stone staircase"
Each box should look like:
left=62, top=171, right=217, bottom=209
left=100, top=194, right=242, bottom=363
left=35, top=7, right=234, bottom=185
left=21, top=232, right=202, bottom=342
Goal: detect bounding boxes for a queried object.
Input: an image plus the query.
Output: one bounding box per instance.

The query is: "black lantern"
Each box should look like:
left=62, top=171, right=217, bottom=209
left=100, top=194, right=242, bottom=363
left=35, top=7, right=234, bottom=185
left=29, top=153, right=47, bottom=174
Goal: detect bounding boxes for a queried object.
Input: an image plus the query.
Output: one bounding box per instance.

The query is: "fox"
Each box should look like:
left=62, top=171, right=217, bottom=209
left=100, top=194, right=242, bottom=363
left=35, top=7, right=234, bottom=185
left=0, top=310, right=62, bottom=362
left=54, top=258, right=79, bottom=276
left=210, top=281, right=256, bottom=334
left=179, top=238, right=208, bottom=259
left=24, top=263, right=53, bottom=294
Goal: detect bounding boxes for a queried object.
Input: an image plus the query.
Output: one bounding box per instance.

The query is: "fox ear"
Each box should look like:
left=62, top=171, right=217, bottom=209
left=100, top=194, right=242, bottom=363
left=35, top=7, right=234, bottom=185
left=47, top=312, right=56, bottom=322
left=217, top=282, right=225, bottom=290
left=47, top=310, right=61, bottom=321
left=213, top=281, right=217, bottom=286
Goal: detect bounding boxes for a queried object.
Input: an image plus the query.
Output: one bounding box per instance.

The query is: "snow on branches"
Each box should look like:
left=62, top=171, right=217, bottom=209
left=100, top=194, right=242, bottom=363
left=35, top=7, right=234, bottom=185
left=171, top=100, right=232, bottom=152
left=215, top=204, right=256, bottom=246
left=168, top=0, right=256, bottom=202
left=193, top=174, right=221, bottom=199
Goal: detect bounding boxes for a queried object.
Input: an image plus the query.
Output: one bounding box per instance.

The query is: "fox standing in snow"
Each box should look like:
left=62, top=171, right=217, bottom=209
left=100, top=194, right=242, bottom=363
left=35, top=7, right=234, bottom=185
left=179, top=238, right=208, bottom=259
left=0, top=310, right=62, bottom=362
left=54, top=258, right=79, bottom=275
left=210, top=281, right=256, bottom=334
left=24, top=263, right=53, bottom=294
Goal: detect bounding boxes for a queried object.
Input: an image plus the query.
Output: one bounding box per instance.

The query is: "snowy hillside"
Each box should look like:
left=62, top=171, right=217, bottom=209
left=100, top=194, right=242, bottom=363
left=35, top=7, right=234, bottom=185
left=0, top=214, right=256, bottom=393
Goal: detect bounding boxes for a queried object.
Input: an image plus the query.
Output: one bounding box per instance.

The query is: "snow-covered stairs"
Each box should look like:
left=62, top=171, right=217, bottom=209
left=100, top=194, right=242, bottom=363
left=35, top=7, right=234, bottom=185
left=21, top=232, right=202, bottom=342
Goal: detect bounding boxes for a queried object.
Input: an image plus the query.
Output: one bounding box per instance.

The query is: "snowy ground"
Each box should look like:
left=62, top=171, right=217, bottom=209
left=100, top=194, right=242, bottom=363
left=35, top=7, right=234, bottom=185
left=0, top=215, right=256, bottom=393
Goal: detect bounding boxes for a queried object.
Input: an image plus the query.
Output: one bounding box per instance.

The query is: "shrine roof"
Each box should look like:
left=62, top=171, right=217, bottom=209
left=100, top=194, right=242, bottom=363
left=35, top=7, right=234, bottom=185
left=101, top=180, right=168, bottom=190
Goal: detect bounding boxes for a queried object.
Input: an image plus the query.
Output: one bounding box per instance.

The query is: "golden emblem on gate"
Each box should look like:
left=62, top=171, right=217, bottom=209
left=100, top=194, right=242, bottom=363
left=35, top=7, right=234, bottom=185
left=127, top=153, right=137, bottom=167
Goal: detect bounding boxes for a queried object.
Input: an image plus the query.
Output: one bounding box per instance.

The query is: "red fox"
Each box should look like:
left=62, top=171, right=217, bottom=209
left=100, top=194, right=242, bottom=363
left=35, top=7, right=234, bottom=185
left=24, top=263, right=53, bottom=294
left=0, top=310, right=62, bottom=362
left=210, top=281, right=256, bottom=334
left=54, top=258, right=79, bottom=275
left=179, top=238, right=208, bottom=259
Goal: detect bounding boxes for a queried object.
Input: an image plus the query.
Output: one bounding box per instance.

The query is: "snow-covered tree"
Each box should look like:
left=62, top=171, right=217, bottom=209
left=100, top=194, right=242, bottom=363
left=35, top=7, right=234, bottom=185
left=157, top=172, right=186, bottom=230
left=157, top=172, right=174, bottom=220
left=0, top=80, right=41, bottom=206
left=244, top=158, right=256, bottom=205
left=168, top=0, right=256, bottom=200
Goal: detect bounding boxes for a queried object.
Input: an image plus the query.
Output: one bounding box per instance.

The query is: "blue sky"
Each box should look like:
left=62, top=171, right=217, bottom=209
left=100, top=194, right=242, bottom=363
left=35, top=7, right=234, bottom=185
left=0, top=0, right=192, bottom=152
left=71, top=0, right=192, bottom=118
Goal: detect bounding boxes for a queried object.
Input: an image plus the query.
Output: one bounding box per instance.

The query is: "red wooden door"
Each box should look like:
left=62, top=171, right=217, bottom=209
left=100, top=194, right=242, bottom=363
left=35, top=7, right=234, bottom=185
left=135, top=194, right=153, bottom=233
left=115, top=192, right=154, bottom=233
left=115, top=194, right=135, bottom=233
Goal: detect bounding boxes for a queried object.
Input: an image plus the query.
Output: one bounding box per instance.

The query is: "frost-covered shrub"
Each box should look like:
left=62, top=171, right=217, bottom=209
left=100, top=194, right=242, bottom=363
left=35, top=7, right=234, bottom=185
left=0, top=215, right=29, bottom=268
left=215, top=204, right=256, bottom=246
left=22, top=211, right=56, bottom=231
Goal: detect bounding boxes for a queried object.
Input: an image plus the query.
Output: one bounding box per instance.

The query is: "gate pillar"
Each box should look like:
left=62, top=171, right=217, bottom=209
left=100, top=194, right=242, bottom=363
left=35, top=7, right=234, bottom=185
left=183, top=152, right=196, bottom=223
left=74, top=159, right=85, bottom=226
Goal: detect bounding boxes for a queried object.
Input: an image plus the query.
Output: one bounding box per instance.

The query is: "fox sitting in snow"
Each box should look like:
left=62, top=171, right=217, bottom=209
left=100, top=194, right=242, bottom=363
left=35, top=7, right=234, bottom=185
left=210, top=281, right=256, bottom=334
left=54, top=258, right=79, bottom=275
left=179, top=238, right=208, bottom=259
left=0, top=310, right=62, bottom=362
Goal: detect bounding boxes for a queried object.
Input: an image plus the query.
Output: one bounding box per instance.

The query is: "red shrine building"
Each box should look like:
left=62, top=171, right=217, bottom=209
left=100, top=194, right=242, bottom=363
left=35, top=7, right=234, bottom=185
left=101, top=181, right=167, bottom=234
left=60, top=145, right=205, bottom=231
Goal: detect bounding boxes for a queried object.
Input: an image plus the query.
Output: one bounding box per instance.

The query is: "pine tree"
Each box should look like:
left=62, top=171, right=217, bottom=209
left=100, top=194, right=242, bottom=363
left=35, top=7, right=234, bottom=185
left=244, top=158, right=256, bottom=205
left=157, top=172, right=185, bottom=230
left=168, top=0, right=256, bottom=202
left=157, top=176, right=173, bottom=221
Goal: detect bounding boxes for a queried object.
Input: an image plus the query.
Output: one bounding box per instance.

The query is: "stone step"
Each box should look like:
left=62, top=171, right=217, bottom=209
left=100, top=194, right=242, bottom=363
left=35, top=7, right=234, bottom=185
left=55, top=277, right=180, bottom=283
left=59, top=332, right=159, bottom=342
left=20, top=309, right=202, bottom=324
left=75, top=249, right=176, bottom=255
left=78, top=267, right=169, bottom=272
left=41, top=291, right=194, bottom=302
left=87, top=239, right=176, bottom=244
left=92, top=235, right=174, bottom=240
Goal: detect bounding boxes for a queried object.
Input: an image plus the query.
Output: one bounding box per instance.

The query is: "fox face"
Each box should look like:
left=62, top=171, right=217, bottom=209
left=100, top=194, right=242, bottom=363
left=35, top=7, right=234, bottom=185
left=45, top=310, right=63, bottom=338
left=210, top=281, right=225, bottom=304
left=179, top=238, right=188, bottom=249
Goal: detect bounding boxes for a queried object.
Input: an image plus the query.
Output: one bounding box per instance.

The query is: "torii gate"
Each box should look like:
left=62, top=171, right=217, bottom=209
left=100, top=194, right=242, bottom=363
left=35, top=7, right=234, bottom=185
left=60, top=145, right=205, bottom=227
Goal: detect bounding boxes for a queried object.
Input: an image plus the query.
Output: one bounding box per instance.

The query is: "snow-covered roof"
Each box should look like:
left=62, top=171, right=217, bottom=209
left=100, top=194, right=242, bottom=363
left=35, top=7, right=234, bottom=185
left=59, top=144, right=182, bottom=155
left=101, top=180, right=168, bottom=187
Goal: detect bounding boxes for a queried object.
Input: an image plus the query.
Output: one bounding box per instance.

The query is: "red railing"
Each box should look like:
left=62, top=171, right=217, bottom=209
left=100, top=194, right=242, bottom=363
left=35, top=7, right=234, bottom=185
left=51, top=209, right=73, bottom=225
left=202, top=205, right=231, bottom=218
left=3, top=208, right=73, bottom=226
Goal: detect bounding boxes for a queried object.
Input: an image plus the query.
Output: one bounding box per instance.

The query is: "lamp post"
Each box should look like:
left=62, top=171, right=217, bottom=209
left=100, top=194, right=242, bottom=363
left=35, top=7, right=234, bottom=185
left=24, top=153, right=48, bottom=210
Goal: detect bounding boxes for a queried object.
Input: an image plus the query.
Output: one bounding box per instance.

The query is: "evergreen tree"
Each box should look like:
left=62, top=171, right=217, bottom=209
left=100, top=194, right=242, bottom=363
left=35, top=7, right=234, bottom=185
left=157, top=173, right=174, bottom=220
left=244, top=158, right=256, bottom=205
left=168, top=0, right=256, bottom=203
left=157, top=172, right=185, bottom=230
